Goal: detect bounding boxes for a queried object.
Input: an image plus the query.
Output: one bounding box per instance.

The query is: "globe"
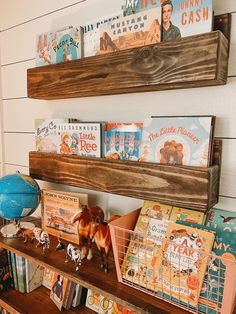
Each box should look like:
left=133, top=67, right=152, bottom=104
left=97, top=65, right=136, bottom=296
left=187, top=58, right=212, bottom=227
left=0, top=173, right=40, bottom=221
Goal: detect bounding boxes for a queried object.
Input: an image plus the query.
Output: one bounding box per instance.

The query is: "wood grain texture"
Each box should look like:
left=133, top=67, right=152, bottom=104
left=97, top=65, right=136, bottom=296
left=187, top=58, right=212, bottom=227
left=29, top=152, right=219, bottom=211
left=0, top=223, right=190, bottom=314
left=27, top=31, right=229, bottom=100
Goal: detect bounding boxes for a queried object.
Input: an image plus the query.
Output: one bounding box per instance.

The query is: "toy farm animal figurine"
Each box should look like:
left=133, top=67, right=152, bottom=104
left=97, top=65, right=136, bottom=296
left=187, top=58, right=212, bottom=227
left=33, top=227, right=50, bottom=254
left=89, top=215, right=120, bottom=272
left=56, top=239, right=82, bottom=271
left=16, top=227, right=35, bottom=243
left=71, top=205, right=104, bottom=261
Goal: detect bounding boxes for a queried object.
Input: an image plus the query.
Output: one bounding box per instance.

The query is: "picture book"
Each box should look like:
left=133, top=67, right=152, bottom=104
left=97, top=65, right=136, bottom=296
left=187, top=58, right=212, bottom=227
left=99, top=8, right=161, bottom=54
left=205, top=208, right=236, bottom=233
left=140, top=116, right=215, bottom=167
left=154, top=222, right=215, bottom=307
left=122, top=0, right=213, bottom=41
left=15, top=254, right=26, bottom=293
left=35, top=118, right=68, bottom=153
left=25, top=259, right=44, bottom=293
left=56, top=122, right=104, bottom=157
left=42, top=268, right=55, bottom=290
left=42, top=189, right=88, bottom=244
left=169, top=207, right=205, bottom=224
left=83, top=11, right=122, bottom=57
left=36, top=30, right=55, bottom=66
left=85, top=289, right=101, bottom=313
left=50, top=273, right=69, bottom=311
left=177, top=220, right=236, bottom=313
left=0, top=248, right=13, bottom=292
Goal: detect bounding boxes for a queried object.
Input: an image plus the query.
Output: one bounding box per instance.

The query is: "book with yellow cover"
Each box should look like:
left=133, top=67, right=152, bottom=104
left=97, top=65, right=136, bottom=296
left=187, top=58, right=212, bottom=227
left=153, top=222, right=215, bottom=307
left=169, top=207, right=205, bottom=224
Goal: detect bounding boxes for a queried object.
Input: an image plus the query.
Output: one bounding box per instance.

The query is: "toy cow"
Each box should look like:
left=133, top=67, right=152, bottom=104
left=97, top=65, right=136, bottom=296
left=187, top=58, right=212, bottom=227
left=56, top=239, right=82, bottom=271
left=33, top=227, right=50, bottom=254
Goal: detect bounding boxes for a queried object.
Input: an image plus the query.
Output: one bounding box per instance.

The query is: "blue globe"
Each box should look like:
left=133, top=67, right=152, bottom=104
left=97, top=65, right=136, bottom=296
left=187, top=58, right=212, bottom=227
left=0, top=173, right=40, bottom=220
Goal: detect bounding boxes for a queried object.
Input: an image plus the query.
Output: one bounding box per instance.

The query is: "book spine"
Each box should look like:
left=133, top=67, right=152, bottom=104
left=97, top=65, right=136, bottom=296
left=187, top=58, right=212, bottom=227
left=65, top=282, right=76, bottom=310
left=15, top=254, right=26, bottom=293
left=10, top=252, right=18, bottom=291
left=63, top=280, right=72, bottom=309
left=6, top=250, right=14, bottom=289
left=72, top=284, right=83, bottom=307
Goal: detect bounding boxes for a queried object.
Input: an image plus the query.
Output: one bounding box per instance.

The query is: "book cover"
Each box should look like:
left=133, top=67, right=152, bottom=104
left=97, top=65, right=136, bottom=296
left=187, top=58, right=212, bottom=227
left=122, top=0, right=213, bottom=41
left=35, top=118, right=67, bottom=153
left=169, top=207, right=205, bottom=224
left=42, top=268, right=55, bottom=290
left=99, top=296, right=114, bottom=314
left=205, top=208, right=236, bottom=233
left=154, top=222, right=215, bottom=307
left=10, top=251, right=18, bottom=291
left=15, top=254, right=26, bottom=293
left=0, top=248, right=13, bottom=292
left=63, top=280, right=76, bottom=310
left=99, top=8, right=161, bottom=54
left=42, top=189, right=88, bottom=245
left=50, top=273, right=69, bottom=311
left=36, top=30, right=55, bottom=66
left=85, top=289, right=101, bottom=313
left=56, top=122, right=104, bottom=157
left=140, top=116, right=215, bottom=167
left=25, top=259, right=44, bottom=293
left=71, top=283, right=83, bottom=307
left=83, top=11, right=122, bottom=57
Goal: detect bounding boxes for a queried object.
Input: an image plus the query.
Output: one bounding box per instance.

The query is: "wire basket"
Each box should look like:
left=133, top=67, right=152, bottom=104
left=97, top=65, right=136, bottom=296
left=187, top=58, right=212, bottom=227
left=109, top=209, right=236, bottom=314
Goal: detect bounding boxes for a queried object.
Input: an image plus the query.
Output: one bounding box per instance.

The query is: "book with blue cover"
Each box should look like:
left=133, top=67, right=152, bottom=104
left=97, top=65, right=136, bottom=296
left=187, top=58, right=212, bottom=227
left=140, top=116, right=215, bottom=167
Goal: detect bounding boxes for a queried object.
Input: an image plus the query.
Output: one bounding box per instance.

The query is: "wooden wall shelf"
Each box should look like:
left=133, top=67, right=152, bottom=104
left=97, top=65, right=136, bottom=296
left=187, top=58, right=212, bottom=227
left=29, top=152, right=219, bottom=211
left=27, top=30, right=228, bottom=99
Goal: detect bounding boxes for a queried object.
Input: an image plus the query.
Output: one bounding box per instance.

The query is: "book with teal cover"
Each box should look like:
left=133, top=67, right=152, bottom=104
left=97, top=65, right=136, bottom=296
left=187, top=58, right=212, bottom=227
left=205, top=208, right=236, bottom=233
left=15, top=254, right=26, bottom=293
left=177, top=220, right=236, bottom=313
left=10, top=251, right=18, bottom=291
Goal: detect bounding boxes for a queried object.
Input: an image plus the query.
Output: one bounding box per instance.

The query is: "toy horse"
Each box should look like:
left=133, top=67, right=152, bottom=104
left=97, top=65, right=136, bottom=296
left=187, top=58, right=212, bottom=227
left=71, top=205, right=104, bottom=260
left=16, top=227, right=35, bottom=243
left=89, top=215, right=120, bottom=272
left=56, top=239, right=82, bottom=271
left=33, top=227, right=50, bottom=254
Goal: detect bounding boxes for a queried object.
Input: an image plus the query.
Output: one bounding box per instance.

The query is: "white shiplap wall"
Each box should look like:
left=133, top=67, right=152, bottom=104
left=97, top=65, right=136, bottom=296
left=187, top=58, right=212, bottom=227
left=0, top=0, right=235, bottom=217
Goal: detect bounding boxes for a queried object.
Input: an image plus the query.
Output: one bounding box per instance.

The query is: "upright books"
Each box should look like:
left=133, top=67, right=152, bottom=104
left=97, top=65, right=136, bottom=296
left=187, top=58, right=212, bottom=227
left=140, top=116, right=215, bottom=167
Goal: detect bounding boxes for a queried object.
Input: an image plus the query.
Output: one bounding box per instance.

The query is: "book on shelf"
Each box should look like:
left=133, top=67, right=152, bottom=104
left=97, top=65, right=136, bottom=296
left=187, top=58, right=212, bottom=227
left=25, top=259, right=44, bottom=293
left=99, top=8, right=161, bottom=54
left=83, top=11, right=123, bottom=57
left=122, top=0, right=213, bottom=41
left=205, top=208, right=236, bottom=233
left=62, top=280, right=77, bottom=310
left=85, top=289, right=101, bottom=313
left=169, top=207, right=205, bottom=224
left=154, top=222, right=215, bottom=307
left=15, top=254, right=26, bottom=293
left=56, top=122, right=105, bottom=157
left=71, top=283, right=83, bottom=307
left=42, top=189, right=88, bottom=244
left=50, top=272, right=69, bottom=311
left=0, top=248, right=14, bottom=292
left=140, top=116, right=215, bottom=167
left=42, top=267, right=55, bottom=290
left=9, top=251, right=18, bottom=291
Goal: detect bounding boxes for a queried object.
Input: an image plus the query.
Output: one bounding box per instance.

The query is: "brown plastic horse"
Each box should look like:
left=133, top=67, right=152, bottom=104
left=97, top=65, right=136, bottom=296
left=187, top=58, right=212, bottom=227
left=71, top=205, right=104, bottom=260
left=89, top=215, right=120, bottom=272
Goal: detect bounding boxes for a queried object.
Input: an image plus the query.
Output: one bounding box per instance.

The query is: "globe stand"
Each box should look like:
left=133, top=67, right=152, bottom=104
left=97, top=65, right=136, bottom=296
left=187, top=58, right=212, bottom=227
left=0, top=220, right=35, bottom=238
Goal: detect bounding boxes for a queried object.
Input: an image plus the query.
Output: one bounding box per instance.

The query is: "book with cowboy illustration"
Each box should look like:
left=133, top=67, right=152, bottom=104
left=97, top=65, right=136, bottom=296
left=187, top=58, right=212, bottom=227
left=122, top=0, right=213, bottom=41
left=154, top=222, right=215, bottom=307
left=99, top=8, right=161, bottom=54
left=140, top=116, right=215, bottom=167
left=42, top=189, right=88, bottom=244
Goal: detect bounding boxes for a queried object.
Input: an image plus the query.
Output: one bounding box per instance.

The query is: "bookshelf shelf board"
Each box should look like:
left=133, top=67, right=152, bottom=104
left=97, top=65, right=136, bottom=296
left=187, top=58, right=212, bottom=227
left=27, top=30, right=229, bottom=100
left=0, top=226, right=189, bottom=314
left=0, top=286, right=95, bottom=314
left=29, top=151, right=219, bottom=211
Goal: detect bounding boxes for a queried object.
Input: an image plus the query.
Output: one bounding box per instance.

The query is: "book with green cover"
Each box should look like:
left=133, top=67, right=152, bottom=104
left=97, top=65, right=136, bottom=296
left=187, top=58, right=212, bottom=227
left=10, top=252, right=18, bottom=291
left=205, top=208, right=236, bottom=233
left=15, top=254, right=26, bottom=293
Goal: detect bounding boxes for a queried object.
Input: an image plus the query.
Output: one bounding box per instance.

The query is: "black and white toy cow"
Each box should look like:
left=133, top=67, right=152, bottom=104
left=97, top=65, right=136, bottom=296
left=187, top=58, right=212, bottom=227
left=56, top=239, right=82, bottom=271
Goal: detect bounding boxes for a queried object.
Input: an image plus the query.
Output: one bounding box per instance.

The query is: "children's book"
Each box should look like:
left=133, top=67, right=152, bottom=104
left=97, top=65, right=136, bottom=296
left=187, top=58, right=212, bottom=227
left=85, top=289, right=101, bottom=313
left=99, top=8, right=161, bottom=54
left=0, top=248, right=13, bottom=292
left=56, top=122, right=105, bottom=157
left=83, top=11, right=122, bottom=57
left=140, top=116, right=215, bottom=167
left=122, top=0, right=213, bottom=41
left=205, top=208, right=236, bottom=233
left=42, top=189, right=88, bottom=244
left=154, top=222, right=215, bottom=307
left=15, top=254, right=26, bottom=293
left=42, top=268, right=55, bottom=290
left=50, top=272, right=69, bottom=311
left=169, top=207, right=205, bottom=224
left=25, top=259, right=44, bottom=293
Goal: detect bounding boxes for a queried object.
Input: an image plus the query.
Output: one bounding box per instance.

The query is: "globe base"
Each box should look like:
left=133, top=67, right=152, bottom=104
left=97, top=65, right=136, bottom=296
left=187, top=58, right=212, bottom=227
left=1, top=221, right=35, bottom=238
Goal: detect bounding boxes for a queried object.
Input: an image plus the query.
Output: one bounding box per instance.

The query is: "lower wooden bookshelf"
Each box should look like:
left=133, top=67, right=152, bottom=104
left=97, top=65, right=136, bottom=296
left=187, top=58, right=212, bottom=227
left=0, top=219, right=189, bottom=314
left=0, top=286, right=94, bottom=314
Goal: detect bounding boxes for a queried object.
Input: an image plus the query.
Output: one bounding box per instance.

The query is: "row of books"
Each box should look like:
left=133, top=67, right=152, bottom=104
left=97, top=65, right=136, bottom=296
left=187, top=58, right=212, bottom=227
left=36, top=0, right=213, bottom=66
left=121, top=201, right=236, bottom=313
left=0, top=307, right=11, bottom=314
left=36, top=115, right=215, bottom=168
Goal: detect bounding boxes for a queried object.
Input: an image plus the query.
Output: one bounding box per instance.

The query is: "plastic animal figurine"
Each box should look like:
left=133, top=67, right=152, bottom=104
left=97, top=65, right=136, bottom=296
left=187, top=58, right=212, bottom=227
left=16, top=227, right=35, bottom=243
left=89, top=215, right=120, bottom=272
left=56, top=239, right=82, bottom=271
left=71, top=205, right=104, bottom=260
left=33, top=227, right=50, bottom=254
